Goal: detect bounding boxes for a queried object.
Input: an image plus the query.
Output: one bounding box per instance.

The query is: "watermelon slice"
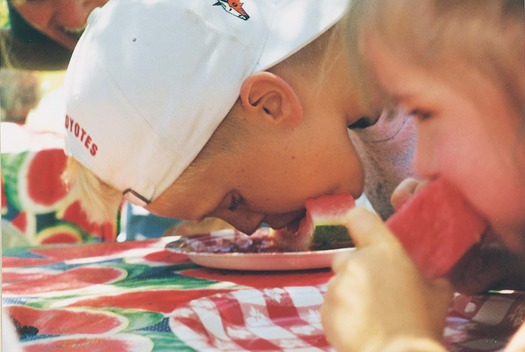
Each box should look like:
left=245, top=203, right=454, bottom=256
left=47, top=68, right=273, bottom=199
left=2, top=149, right=69, bottom=214
left=6, top=305, right=127, bottom=335
left=23, top=335, right=154, bottom=352
left=386, top=178, right=488, bottom=279
left=270, top=193, right=355, bottom=251
left=36, top=223, right=84, bottom=245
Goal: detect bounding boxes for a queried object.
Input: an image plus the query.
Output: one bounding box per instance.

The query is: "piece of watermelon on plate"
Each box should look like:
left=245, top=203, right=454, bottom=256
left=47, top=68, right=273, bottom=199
left=386, top=178, right=488, bottom=279
left=270, top=193, right=355, bottom=251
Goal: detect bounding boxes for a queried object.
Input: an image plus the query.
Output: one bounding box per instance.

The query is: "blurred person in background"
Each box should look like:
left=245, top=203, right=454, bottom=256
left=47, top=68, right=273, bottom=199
left=0, top=0, right=185, bottom=240
left=0, top=68, right=40, bottom=124
left=1, top=0, right=108, bottom=70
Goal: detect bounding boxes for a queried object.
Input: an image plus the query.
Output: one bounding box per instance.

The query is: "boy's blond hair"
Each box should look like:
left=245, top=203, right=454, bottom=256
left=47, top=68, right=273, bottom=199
left=62, top=157, right=122, bottom=224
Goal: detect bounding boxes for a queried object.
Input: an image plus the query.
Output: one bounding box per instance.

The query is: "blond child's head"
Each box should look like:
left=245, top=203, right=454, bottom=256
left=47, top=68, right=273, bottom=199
left=350, top=0, right=524, bottom=117
left=349, top=0, right=525, bottom=244
left=63, top=0, right=370, bottom=232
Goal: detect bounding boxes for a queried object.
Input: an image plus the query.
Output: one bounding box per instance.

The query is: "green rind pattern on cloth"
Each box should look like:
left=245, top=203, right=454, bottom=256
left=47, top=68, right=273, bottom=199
left=1, top=152, right=28, bottom=211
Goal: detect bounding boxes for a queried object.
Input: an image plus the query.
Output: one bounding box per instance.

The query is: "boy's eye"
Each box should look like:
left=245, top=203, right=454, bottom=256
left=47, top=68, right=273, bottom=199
left=228, top=194, right=243, bottom=212
left=347, top=114, right=380, bottom=129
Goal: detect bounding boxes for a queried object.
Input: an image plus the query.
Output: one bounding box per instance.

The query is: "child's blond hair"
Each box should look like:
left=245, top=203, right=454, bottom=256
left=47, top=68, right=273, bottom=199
left=350, top=0, right=525, bottom=117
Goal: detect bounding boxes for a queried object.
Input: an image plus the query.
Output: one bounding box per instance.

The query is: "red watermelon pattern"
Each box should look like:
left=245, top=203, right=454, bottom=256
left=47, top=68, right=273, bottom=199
left=3, top=266, right=127, bottom=296
left=7, top=305, right=127, bottom=335
left=2, top=148, right=118, bottom=246
left=10, top=210, right=31, bottom=234
left=2, top=237, right=523, bottom=351
left=22, top=148, right=68, bottom=210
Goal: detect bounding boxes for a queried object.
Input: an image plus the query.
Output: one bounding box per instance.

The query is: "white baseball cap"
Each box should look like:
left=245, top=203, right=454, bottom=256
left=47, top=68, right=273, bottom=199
left=64, top=0, right=350, bottom=206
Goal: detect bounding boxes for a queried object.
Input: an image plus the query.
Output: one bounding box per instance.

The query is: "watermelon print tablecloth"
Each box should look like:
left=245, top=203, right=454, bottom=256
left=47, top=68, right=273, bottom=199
left=2, top=236, right=525, bottom=351
left=1, top=123, right=118, bottom=247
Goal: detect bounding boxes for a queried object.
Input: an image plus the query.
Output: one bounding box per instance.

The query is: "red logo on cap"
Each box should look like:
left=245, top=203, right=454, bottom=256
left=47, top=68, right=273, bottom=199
left=213, top=0, right=249, bottom=20
left=65, top=114, right=98, bottom=156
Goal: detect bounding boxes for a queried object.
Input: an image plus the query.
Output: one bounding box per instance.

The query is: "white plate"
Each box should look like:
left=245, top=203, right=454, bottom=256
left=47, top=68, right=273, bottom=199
left=165, top=229, right=354, bottom=271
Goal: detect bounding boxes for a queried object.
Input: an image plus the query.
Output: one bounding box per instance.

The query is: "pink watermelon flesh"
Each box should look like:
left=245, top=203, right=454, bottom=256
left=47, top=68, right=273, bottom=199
left=271, top=193, right=355, bottom=251
left=386, top=178, right=488, bottom=279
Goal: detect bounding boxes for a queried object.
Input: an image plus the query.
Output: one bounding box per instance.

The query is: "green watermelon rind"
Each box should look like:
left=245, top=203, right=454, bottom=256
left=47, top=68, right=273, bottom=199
left=1, top=152, right=28, bottom=211
left=3, top=152, right=71, bottom=214
left=135, top=331, right=197, bottom=352
left=311, top=225, right=353, bottom=250
left=35, top=221, right=92, bottom=245
left=271, top=193, right=355, bottom=251
left=18, top=151, right=70, bottom=213
left=21, top=333, right=154, bottom=352
left=3, top=150, right=71, bottom=215
left=104, top=308, right=164, bottom=332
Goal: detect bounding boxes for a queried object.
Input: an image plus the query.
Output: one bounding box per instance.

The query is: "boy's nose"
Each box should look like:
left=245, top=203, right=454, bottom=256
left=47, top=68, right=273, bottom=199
left=262, top=211, right=306, bottom=231
left=223, top=212, right=265, bottom=236
left=231, top=222, right=263, bottom=236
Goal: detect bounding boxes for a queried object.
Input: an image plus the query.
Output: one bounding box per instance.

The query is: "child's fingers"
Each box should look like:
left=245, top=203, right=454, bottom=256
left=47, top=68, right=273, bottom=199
left=331, top=208, right=405, bottom=273
left=331, top=250, right=354, bottom=273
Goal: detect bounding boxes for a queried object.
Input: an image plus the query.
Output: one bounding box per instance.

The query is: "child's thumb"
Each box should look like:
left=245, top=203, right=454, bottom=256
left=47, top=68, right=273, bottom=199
left=390, top=178, right=426, bottom=211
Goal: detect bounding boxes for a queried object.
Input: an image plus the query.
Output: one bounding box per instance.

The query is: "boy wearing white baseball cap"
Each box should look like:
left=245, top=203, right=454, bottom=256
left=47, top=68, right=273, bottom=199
left=64, top=0, right=416, bottom=234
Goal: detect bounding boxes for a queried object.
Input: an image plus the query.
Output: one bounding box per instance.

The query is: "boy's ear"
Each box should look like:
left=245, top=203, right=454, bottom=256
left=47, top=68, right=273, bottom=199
left=239, top=72, right=303, bottom=126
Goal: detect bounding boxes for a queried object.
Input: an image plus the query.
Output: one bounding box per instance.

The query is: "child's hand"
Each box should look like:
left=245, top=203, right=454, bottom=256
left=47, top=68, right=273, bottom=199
left=390, top=177, right=427, bottom=210
left=321, top=208, right=452, bottom=352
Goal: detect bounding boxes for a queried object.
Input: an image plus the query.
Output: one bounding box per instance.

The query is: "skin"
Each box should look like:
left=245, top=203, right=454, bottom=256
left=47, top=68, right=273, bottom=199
left=321, top=31, right=525, bottom=351
left=12, top=0, right=108, bottom=50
